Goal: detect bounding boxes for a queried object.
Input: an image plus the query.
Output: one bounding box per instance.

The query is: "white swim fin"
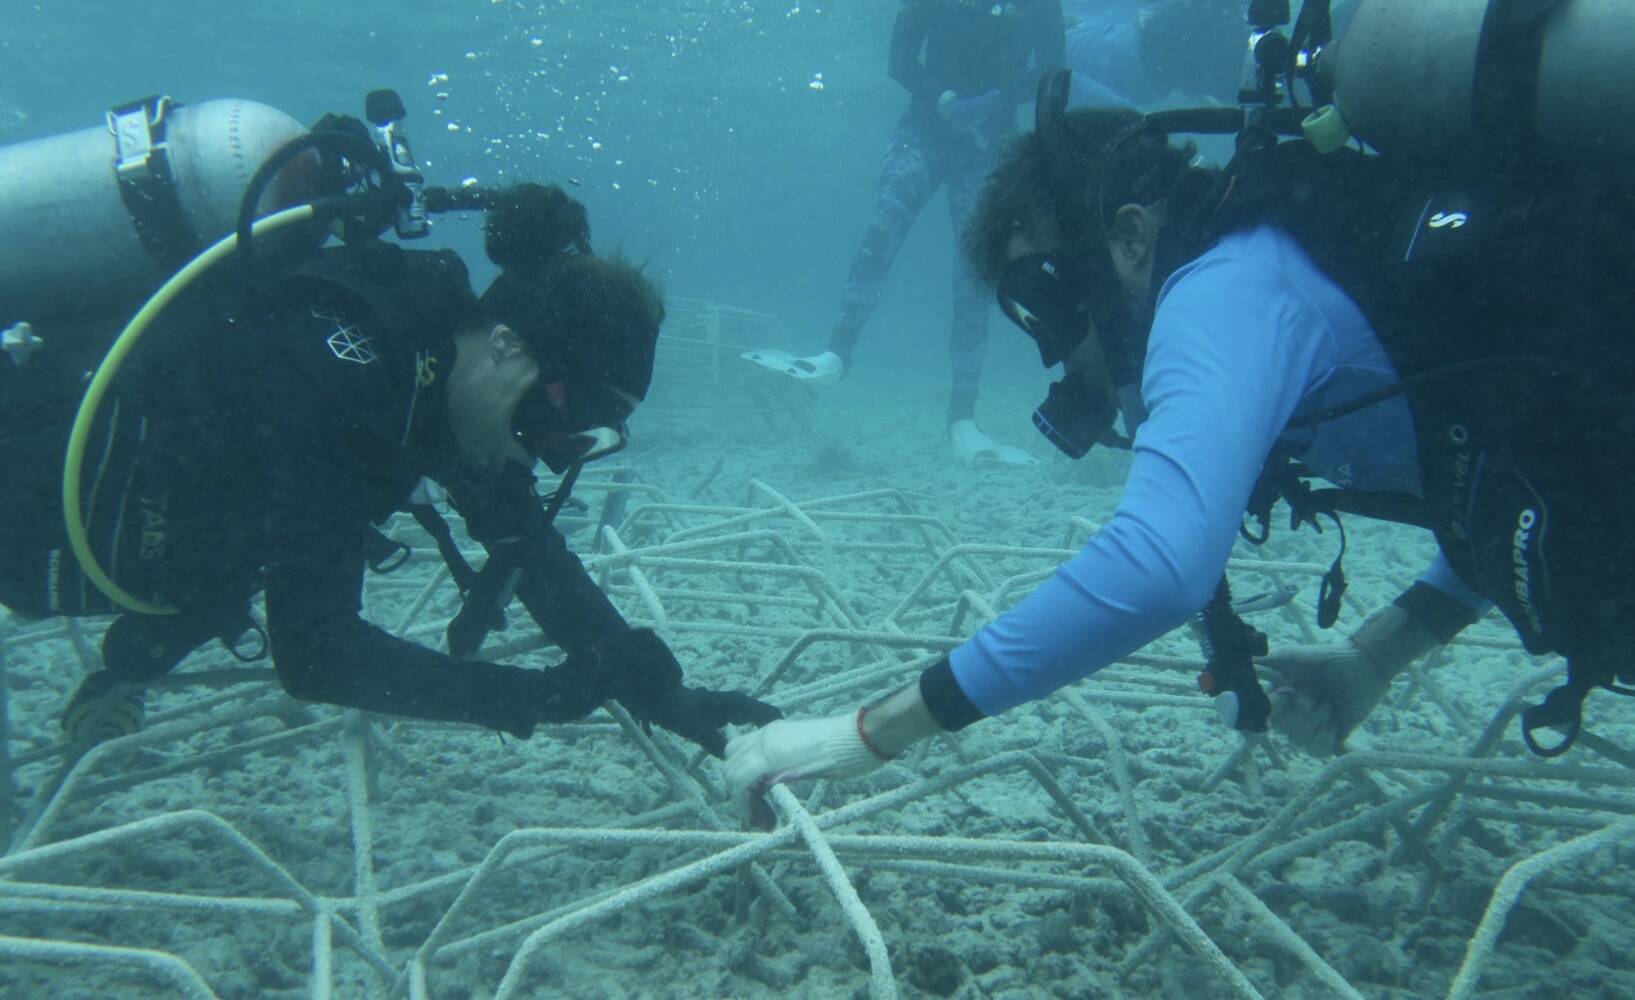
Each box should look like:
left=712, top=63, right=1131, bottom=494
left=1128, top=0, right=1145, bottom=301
left=740, top=348, right=844, bottom=385
left=950, top=419, right=1038, bottom=467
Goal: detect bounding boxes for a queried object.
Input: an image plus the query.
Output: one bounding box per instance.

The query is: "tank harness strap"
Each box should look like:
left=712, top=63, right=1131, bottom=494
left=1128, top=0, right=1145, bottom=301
left=445, top=544, right=521, bottom=659
left=540, top=462, right=588, bottom=526
left=1521, top=660, right=1635, bottom=758
left=1194, top=576, right=1273, bottom=732
left=363, top=526, right=412, bottom=575
left=409, top=504, right=476, bottom=593
left=1240, top=453, right=1349, bottom=628
left=1473, top=0, right=1567, bottom=157
left=223, top=619, right=269, bottom=663
left=107, top=96, right=202, bottom=274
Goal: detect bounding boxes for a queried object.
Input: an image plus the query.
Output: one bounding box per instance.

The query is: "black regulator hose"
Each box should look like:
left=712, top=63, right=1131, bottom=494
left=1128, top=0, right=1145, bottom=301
left=233, top=128, right=403, bottom=280
left=424, top=185, right=499, bottom=213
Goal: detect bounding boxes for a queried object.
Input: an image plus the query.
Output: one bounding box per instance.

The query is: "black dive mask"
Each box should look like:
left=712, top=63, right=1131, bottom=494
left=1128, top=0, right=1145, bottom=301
left=996, top=251, right=1097, bottom=367
left=999, top=250, right=1127, bottom=458
left=1033, top=369, right=1119, bottom=459
left=512, top=378, right=637, bottom=474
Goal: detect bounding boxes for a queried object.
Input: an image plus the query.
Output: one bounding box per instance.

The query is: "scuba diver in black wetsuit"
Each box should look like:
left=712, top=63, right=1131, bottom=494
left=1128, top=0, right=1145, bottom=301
left=0, top=97, right=779, bottom=754
left=742, top=0, right=1066, bottom=467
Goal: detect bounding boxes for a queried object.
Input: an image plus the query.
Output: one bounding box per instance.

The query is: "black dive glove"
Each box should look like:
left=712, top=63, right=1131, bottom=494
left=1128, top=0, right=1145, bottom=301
left=532, top=628, right=687, bottom=724
left=598, top=629, right=783, bottom=757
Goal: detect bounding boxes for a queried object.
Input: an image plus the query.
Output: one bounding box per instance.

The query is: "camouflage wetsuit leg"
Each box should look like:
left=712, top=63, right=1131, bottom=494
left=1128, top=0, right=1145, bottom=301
left=945, top=149, right=997, bottom=423
left=827, top=117, right=947, bottom=368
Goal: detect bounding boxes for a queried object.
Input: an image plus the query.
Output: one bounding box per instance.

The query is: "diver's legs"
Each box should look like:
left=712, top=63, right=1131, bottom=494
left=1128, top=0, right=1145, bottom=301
left=827, top=119, right=943, bottom=369
left=945, top=155, right=992, bottom=425
left=941, top=149, right=1037, bottom=467
left=61, top=610, right=228, bottom=744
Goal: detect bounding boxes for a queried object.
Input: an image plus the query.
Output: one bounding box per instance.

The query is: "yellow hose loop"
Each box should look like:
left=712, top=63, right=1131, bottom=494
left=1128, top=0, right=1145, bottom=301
left=63, top=204, right=318, bottom=616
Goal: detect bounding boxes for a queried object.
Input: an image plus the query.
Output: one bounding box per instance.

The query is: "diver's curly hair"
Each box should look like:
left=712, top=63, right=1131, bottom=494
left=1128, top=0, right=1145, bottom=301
left=962, top=108, right=1202, bottom=287
left=483, top=182, right=592, bottom=273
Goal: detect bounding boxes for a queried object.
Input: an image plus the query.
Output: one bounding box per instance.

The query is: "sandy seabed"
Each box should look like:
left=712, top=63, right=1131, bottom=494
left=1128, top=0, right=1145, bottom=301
left=3, top=369, right=1633, bottom=1000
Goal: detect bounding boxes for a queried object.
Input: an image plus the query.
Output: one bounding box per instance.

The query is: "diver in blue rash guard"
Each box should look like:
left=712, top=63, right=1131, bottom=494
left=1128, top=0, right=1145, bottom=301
left=723, top=97, right=1635, bottom=799
left=937, top=219, right=1441, bottom=718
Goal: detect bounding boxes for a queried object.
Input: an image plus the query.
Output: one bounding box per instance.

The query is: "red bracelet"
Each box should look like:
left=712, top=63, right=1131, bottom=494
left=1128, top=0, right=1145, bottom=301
left=855, top=705, right=893, bottom=762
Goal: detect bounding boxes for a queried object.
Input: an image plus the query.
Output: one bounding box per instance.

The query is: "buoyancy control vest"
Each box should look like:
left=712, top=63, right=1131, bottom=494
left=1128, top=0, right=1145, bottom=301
left=62, top=240, right=481, bottom=612
left=1205, top=132, right=1635, bottom=755
left=254, top=240, right=590, bottom=657
left=247, top=238, right=482, bottom=540
left=264, top=239, right=480, bottom=364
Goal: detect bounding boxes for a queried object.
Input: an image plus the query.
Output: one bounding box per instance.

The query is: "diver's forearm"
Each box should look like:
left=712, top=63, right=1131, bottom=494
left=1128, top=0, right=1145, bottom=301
left=862, top=678, right=947, bottom=757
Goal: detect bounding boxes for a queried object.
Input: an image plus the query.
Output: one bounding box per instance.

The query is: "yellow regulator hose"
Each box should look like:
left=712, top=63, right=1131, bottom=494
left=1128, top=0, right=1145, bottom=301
left=62, top=203, right=318, bottom=615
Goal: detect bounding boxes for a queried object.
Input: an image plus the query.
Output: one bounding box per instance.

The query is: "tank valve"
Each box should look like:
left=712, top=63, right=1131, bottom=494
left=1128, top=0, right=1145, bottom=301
left=365, top=89, right=429, bottom=240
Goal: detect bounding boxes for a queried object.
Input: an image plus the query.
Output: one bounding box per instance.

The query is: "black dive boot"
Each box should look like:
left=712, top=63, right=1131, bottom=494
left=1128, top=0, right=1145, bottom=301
left=60, top=611, right=223, bottom=744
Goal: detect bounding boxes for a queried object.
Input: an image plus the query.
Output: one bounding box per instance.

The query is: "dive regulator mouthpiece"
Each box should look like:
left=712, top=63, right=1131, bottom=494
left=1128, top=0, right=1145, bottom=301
left=365, top=89, right=428, bottom=239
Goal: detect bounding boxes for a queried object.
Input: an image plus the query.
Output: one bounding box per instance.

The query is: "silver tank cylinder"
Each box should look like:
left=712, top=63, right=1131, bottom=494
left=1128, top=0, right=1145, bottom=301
left=1331, top=0, right=1635, bottom=162
left=0, top=98, right=313, bottom=324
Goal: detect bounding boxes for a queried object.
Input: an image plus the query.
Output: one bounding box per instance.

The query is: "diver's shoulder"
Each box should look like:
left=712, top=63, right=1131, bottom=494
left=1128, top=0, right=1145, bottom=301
left=238, top=296, right=416, bottom=446
left=1164, top=225, right=1299, bottom=302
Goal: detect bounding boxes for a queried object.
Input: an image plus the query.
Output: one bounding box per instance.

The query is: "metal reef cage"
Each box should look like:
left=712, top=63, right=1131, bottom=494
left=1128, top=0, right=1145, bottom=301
left=639, top=296, right=816, bottom=437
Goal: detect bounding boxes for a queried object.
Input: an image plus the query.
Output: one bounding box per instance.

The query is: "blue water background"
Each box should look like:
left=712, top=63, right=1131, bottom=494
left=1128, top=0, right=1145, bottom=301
left=4, top=0, right=1051, bottom=403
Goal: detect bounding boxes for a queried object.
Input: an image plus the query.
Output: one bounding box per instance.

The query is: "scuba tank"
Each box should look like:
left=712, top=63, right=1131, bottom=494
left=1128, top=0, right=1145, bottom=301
left=0, top=96, right=320, bottom=328
left=1327, top=0, right=1635, bottom=163
left=32, top=88, right=495, bottom=618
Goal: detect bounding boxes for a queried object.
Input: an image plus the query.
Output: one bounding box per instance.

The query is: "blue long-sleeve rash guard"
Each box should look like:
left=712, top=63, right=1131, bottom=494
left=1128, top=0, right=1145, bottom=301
left=949, top=223, right=1478, bottom=717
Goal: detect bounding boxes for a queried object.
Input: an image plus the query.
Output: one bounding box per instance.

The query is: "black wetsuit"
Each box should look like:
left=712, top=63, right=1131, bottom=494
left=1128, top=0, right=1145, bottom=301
left=890, top=0, right=1066, bottom=129
left=0, top=245, right=628, bottom=738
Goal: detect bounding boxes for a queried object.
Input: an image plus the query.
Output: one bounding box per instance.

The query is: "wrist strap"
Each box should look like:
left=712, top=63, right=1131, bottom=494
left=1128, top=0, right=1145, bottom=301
left=855, top=706, right=894, bottom=762
left=1393, top=581, right=1480, bottom=644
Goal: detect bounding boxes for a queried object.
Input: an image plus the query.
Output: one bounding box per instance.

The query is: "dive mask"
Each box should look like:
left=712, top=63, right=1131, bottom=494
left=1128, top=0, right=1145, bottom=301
left=998, top=250, right=1125, bottom=459
left=512, top=378, right=637, bottom=474
left=996, top=251, right=1097, bottom=368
